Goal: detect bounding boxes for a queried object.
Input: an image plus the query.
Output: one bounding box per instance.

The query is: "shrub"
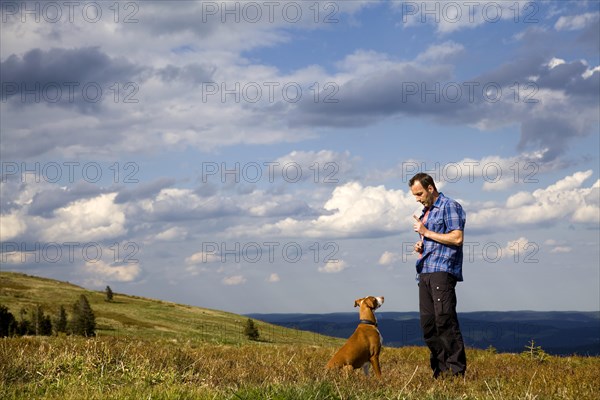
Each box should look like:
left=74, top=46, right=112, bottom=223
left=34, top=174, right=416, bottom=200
left=105, top=286, right=114, bottom=302
left=522, top=339, right=548, bottom=362
left=244, top=318, right=260, bottom=341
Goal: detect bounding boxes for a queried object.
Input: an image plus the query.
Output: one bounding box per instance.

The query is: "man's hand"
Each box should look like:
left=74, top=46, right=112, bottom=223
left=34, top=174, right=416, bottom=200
left=413, top=214, right=464, bottom=247
left=414, top=240, right=423, bottom=254
left=413, top=215, right=428, bottom=236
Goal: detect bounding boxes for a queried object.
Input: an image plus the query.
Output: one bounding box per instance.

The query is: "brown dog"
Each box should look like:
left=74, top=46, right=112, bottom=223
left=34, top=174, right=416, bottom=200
left=326, top=296, right=384, bottom=377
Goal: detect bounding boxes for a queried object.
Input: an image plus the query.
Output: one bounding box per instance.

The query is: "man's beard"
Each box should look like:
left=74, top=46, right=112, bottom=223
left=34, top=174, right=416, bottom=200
left=423, top=192, right=435, bottom=208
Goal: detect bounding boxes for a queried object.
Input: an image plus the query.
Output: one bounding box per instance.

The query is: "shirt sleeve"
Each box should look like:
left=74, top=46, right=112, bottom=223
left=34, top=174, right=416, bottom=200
left=444, top=200, right=466, bottom=232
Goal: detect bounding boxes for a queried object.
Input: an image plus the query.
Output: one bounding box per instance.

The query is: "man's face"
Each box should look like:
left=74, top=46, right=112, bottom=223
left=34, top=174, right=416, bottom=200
left=410, top=181, right=435, bottom=208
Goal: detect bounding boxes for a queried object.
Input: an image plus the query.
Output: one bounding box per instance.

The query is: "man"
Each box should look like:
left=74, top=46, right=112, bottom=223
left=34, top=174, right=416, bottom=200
left=409, top=172, right=467, bottom=378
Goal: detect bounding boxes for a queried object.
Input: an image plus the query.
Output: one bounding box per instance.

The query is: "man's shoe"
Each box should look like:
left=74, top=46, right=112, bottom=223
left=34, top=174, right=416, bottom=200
left=434, top=370, right=463, bottom=380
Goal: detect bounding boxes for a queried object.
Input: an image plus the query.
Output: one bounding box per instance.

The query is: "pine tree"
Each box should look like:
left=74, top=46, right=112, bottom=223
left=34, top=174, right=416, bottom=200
left=0, top=305, right=16, bottom=337
left=17, top=307, right=32, bottom=335
left=243, top=318, right=260, bottom=341
left=105, top=286, right=114, bottom=302
left=32, top=305, right=52, bottom=335
left=54, top=305, right=68, bottom=334
left=40, top=314, right=53, bottom=336
left=69, top=295, right=96, bottom=337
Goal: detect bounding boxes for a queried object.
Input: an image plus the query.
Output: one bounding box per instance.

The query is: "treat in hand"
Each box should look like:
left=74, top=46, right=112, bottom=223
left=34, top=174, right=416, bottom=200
left=414, top=240, right=424, bottom=254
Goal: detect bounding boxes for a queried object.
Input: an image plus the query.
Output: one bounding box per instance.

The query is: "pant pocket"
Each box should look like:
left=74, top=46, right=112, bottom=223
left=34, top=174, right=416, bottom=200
left=433, top=283, right=453, bottom=316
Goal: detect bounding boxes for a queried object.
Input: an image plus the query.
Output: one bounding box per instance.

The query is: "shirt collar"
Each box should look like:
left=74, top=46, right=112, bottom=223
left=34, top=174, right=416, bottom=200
left=422, top=192, right=444, bottom=215
left=433, top=192, right=445, bottom=209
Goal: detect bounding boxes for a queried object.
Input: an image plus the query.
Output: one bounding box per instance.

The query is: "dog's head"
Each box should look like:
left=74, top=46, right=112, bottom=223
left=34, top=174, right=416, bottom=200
left=354, top=296, right=384, bottom=310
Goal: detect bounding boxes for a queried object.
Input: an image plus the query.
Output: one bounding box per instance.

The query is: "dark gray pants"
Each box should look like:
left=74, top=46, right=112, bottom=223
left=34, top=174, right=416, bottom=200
left=419, top=272, right=467, bottom=377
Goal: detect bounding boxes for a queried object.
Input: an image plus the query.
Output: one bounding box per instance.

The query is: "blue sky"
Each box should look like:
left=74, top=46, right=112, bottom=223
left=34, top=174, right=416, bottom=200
left=1, top=0, right=599, bottom=314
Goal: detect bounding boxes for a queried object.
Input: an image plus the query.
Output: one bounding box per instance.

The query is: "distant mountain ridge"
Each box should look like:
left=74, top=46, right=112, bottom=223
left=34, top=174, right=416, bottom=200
left=247, top=311, right=600, bottom=356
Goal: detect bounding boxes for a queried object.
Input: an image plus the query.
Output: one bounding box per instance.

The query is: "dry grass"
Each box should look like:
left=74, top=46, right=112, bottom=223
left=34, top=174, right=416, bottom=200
left=1, top=336, right=599, bottom=399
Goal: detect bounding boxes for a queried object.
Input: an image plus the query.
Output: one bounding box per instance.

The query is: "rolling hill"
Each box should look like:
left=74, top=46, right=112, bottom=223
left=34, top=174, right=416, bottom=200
left=0, top=271, right=339, bottom=345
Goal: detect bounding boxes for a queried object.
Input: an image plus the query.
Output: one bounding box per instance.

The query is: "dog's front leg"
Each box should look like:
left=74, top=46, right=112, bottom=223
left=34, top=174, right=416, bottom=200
left=370, top=356, right=381, bottom=377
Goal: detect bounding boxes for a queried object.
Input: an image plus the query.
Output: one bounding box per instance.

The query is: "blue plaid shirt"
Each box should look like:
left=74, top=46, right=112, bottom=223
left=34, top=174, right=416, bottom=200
left=416, top=192, right=466, bottom=281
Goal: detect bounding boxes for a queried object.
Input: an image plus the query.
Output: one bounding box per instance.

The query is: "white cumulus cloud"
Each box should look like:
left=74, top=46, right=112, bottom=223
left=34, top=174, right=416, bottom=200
left=378, top=251, right=402, bottom=266
left=470, top=170, right=599, bottom=230
left=81, top=259, right=141, bottom=284
left=39, top=193, right=126, bottom=242
left=155, top=226, right=188, bottom=241
left=318, top=260, right=348, bottom=273
left=555, top=12, right=599, bottom=31
left=222, top=275, right=246, bottom=285
left=0, top=212, right=27, bottom=241
left=234, top=182, right=416, bottom=238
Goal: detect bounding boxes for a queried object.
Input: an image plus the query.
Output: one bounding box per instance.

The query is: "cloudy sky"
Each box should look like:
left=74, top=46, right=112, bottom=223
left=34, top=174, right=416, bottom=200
left=1, top=0, right=598, bottom=314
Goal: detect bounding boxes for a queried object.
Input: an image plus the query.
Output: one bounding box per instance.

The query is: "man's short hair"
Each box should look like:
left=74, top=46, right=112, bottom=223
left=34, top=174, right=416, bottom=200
left=409, top=173, right=437, bottom=191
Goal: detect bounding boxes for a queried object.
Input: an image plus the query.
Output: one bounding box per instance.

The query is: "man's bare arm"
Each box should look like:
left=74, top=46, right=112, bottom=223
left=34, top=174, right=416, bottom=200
left=413, top=216, right=464, bottom=246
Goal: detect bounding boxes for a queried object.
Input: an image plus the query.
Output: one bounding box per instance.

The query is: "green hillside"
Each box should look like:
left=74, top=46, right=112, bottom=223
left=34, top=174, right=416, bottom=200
left=0, top=271, right=339, bottom=345
left=2, top=273, right=600, bottom=399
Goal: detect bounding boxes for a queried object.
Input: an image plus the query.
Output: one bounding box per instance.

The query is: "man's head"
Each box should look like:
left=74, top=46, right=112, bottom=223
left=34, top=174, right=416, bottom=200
left=409, top=173, right=439, bottom=208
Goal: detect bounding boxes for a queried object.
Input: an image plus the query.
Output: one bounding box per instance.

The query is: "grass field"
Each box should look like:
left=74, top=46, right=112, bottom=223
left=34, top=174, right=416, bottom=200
left=2, top=336, right=600, bottom=399
left=2, top=272, right=600, bottom=399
